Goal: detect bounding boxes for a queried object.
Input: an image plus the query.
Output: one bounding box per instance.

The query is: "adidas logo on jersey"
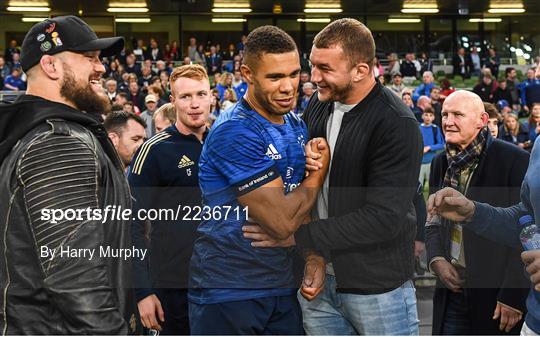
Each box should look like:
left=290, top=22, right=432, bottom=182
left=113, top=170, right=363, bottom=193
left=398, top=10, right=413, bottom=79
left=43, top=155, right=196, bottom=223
left=178, top=155, right=195, bottom=168
left=266, top=144, right=282, bottom=160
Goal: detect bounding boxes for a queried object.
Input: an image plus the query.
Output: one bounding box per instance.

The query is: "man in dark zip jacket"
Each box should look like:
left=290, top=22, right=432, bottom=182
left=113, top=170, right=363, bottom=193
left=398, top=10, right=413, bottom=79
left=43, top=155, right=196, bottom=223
left=0, top=16, right=139, bottom=334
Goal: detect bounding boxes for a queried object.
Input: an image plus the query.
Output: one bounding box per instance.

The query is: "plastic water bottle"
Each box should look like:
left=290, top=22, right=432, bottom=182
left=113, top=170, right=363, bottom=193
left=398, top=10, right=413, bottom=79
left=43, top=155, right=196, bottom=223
left=519, top=215, right=540, bottom=250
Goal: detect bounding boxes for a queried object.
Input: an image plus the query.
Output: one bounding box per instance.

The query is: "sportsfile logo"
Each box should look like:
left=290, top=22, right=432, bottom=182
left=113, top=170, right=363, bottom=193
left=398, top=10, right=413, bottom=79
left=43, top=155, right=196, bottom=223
left=266, top=144, right=282, bottom=160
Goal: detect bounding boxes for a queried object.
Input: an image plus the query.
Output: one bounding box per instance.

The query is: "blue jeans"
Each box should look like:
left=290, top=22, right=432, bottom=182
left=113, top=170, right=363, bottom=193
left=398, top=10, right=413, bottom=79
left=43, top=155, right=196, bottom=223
left=298, top=274, right=419, bottom=335
left=441, top=290, right=472, bottom=335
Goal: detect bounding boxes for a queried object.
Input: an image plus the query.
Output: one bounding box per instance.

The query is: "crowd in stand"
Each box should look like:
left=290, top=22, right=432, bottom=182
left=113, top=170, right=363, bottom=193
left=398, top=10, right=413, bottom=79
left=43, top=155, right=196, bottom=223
left=2, top=35, right=540, bottom=154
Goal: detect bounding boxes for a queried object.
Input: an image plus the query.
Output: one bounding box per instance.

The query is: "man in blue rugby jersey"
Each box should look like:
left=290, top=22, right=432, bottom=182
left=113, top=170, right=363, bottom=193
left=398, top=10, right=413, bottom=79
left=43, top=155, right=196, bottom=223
left=189, top=26, right=330, bottom=334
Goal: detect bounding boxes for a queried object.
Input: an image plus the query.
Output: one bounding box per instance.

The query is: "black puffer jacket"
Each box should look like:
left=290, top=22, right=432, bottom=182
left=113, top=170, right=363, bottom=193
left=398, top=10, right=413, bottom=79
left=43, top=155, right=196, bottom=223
left=0, top=95, right=138, bottom=334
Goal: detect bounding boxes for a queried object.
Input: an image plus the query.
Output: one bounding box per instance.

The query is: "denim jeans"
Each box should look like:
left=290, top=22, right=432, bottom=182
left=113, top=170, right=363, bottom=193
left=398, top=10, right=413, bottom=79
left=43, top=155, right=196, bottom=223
left=298, top=274, right=419, bottom=335
left=441, top=290, right=472, bottom=335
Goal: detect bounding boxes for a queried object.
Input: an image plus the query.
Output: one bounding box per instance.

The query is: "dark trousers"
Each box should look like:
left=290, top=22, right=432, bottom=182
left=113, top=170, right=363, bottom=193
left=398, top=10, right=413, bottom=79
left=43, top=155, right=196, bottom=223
left=155, top=288, right=190, bottom=335
left=442, top=290, right=473, bottom=335
left=189, top=295, right=304, bottom=335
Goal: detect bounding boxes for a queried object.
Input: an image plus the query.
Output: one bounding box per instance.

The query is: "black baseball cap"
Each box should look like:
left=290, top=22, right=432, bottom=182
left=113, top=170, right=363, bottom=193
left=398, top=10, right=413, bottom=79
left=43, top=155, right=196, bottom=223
left=20, top=15, right=124, bottom=72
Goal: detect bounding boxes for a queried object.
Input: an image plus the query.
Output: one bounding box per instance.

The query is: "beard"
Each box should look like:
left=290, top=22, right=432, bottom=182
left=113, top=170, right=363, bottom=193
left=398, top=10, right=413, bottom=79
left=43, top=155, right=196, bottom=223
left=319, top=78, right=354, bottom=103
left=60, top=63, right=111, bottom=116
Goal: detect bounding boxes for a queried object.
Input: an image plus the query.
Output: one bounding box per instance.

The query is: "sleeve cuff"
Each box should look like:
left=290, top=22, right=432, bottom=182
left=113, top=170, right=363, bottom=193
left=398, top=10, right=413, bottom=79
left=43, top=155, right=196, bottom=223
left=294, top=223, right=316, bottom=250
left=135, top=288, right=155, bottom=302
left=428, top=256, right=447, bottom=275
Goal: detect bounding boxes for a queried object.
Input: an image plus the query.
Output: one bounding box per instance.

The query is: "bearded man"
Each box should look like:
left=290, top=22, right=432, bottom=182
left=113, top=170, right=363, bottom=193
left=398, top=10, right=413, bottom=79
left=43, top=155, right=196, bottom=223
left=0, top=16, right=139, bottom=334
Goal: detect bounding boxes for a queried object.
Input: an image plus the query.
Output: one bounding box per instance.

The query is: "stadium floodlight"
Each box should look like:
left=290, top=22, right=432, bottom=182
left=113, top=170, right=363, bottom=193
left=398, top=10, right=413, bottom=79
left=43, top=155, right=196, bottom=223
left=401, top=8, right=439, bottom=13
left=115, top=17, right=151, bottom=23
left=304, top=8, right=342, bottom=13
left=469, top=18, right=502, bottom=22
left=21, top=16, right=48, bottom=22
left=211, top=18, right=247, bottom=22
left=387, top=18, right=421, bottom=23
left=107, top=7, right=149, bottom=12
left=297, top=18, right=331, bottom=23
left=7, top=6, right=50, bottom=11
left=487, top=8, right=525, bottom=13
left=212, top=8, right=252, bottom=13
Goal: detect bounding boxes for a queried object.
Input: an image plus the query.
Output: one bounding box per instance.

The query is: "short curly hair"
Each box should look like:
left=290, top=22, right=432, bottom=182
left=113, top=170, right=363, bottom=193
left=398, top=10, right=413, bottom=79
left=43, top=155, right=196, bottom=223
left=243, top=25, right=297, bottom=69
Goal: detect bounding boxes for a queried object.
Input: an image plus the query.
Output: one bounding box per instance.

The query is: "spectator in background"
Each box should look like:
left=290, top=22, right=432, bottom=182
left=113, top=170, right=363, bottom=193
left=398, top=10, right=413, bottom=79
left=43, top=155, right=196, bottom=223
left=146, top=38, right=163, bottom=62
left=439, top=77, right=455, bottom=100
left=105, top=60, right=122, bottom=82
left=125, top=53, right=141, bottom=76
left=452, top=47, right=472, bottom=78
left=118, top=72, right=130, bottom=93
left=485, top=102, right=502, bottom=138
left=216, top=72, right=232, bottom=101
left=148, top=85, right=166, bottom=107
left=485, top=48, right=501, bottom=79
left=194, top=45, right=207, bottom=67
left=187, top=37, right=198, bottom=61
left=220, top=88, right=237, bottom=112
left=0, top=56, right=11, bottom=81
left=430, top=86, right=443, bottom=128
left=127, top=81, right=144, bottom=113
left=140, top=94, right=159, bottom=138
left=389, top=72, right=405, bottom=95
left=414, top=95, right=432, bottom=123
left=138, top=65, right=153, bottom=92
left=3, top=67, right=25, bottom=91
left=155, top=60, right=167, bottom=75
left=402, top=91, right=415, bottom=110
left=473, top=72, right=497, bottom=103
left=4, top=40, right=20, bottom=66
left=419, top=107, right=445, bottom=188
left=520, top=67, right=540, bottom=112
left=206, top=45, right=222, bottom=75
left=225, top=55, right=241, bottom=73
left=498, top=113, right=530, bottom=149
left=493, top=79, right=513, bottom=106
left=297, top=82, right=315, bottom=117
left=123, top=102, right=135, bottom=114
left=232, top=69, right=247, bottom=100
left=400, top=52, right=417, bottom=78
left=526, top=103, right=540, bottom=145
left=115, top=92, right=129, bottom=107
left=413, top=71, right=435, bottom=102
left=497, top=99, right=512, bottom=120
left=159, top=71, right=170, bottom=99
left=183, top=56, right=192, bottom=65
left=470, top=48, right=482, bottom=77
left=505, top=67, right=521, bottom=110
left=209, top=88, right=221, bottom=121
left=419, top=51, right=433, bottom=75
left=373, top=56, right=384, bottom=78
left=223, top=43, right=236, bottom=61
left=386, top=52, right=400, bottom=77
left=133, top=39, right=146, bottom=62
left=105, top=78, right=119, bottom=103
left=236, top=34, right=247, bottom=51
left=10, top=52, right=21, bottom=70
left=296, top=70, right=311, bottom=105
left=104, top=111, right=147, bottom=170
left=153, top=103, right=176, bottom=134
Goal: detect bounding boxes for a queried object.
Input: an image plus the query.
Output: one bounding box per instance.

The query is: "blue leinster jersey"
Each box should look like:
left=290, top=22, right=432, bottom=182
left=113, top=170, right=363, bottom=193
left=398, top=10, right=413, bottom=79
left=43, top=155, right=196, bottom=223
left=189, top=98, right=308, bottom=304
